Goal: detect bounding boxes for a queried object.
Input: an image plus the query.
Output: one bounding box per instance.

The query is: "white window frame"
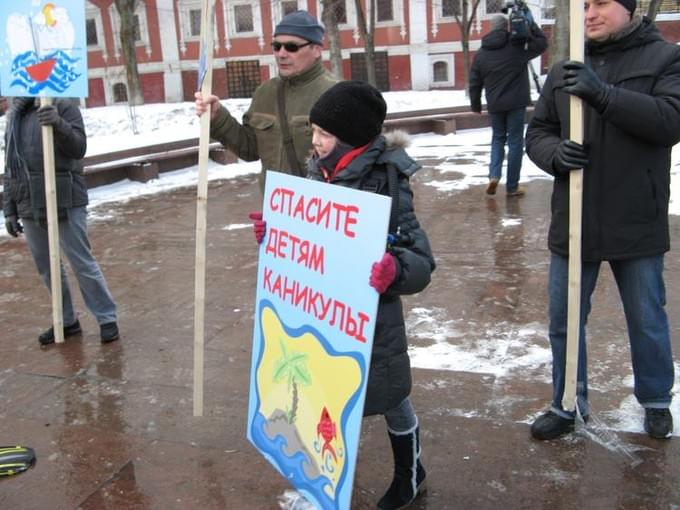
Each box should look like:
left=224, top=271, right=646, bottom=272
left=372, top=0, right=403, bottom=27
left=85, top=1, right=105, bottom=52
left=226, top=0, right=263, bottom=39
left=314, top=0, right=364, bottom=29
left=178, top=0, right=204, bottom=41
left=429, top=54, right=455, bottom=88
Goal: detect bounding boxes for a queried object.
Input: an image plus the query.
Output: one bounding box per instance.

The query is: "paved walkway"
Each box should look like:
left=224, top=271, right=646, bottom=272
left=1, top=164, right=678, bottom=509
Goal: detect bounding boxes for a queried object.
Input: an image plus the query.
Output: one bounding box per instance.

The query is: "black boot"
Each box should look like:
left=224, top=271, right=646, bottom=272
left=377, top=426, right=426, bottom=509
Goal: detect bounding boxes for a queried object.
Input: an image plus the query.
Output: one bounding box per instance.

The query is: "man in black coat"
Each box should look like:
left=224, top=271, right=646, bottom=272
left=526, top=0, right=680, bottom=440
left=469, top=8, right=547, bottom=196
left=4, top=97, right=119, bottom=345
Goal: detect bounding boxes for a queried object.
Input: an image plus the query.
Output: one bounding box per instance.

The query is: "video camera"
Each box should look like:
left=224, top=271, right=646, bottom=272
left=501, top=0, right=533, bottom=44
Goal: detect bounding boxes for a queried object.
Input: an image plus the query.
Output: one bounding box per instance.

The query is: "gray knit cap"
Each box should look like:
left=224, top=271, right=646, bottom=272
left=274, top=10, right=325, bottom=45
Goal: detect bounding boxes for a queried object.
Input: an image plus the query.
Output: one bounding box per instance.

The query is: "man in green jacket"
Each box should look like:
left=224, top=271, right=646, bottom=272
left=195, top=10, right=337, bottom=192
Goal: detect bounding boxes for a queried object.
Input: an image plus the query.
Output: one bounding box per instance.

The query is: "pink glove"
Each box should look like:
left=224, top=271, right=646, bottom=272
left=370, top=253, right=397, bottom=293
left=249, top=212, right=266, bottom=244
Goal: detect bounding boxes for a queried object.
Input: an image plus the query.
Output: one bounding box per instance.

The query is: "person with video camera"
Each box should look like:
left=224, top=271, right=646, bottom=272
left=469, top=3, right=547, bottom=197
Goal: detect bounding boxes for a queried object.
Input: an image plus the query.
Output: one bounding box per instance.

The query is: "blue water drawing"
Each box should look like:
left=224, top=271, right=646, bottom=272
left=251, top=412, right=338, bottom=509
left=10, top=50, right=81, bottom=94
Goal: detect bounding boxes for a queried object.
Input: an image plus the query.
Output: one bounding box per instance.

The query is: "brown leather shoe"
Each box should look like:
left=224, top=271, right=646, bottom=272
left=486, top=178, right=499, bottom=195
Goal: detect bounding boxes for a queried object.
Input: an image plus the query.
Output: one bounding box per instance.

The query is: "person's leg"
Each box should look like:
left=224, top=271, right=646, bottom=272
left=487, top=112, right=507, bottom=194
left=610, top=256, right=674, bottom=437
left=22, top=218, right=78, bottom=326
left=532, top=253, right=600, bottom=440
left=548, top=254, right=599, bottom=417
left=58, top=207, right=117, bottom=325
left=505, top=107, right=526, bottom=193
left=379, top=397, right=425, bottom=509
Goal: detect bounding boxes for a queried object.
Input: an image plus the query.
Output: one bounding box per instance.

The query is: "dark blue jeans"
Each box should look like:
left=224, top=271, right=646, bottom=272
left=548, top=253, right=674, bottom=418
left=489, top=108, right=526, bottom=193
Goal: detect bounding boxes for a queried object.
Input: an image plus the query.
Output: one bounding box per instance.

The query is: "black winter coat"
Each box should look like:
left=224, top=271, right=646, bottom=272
left=525, top=18, right=680, bottom=261
left=4, top=98, right=88, bottom=220
left=307, top=131, right=435, bottom=416
left=469, top=23, right=547, bottom=114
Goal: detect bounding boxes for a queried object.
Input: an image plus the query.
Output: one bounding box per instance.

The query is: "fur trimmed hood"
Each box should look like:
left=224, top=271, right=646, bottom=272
left=382, top=129, right=411, bottom=151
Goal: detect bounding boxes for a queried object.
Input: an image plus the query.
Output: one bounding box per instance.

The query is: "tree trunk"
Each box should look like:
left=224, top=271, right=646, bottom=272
left=321, top=0, right=344, bottom=79
left=290, top=381, right=299, bottom=424
left=551, top=0, right=570, bottom=65
left=114, top=0, right=143, bottom=105
left=456, top=0, right=482, bottom=96
left=646, top=0, right=662, bottom=20
left=355, top=0, right=377, bottom=86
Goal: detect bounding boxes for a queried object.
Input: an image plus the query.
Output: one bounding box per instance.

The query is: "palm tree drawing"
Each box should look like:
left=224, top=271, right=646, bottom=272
left=273, top=337, right=312, bottom=424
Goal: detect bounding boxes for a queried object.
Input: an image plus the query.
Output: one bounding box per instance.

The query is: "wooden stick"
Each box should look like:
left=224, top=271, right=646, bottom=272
left=193, top=0, right=215, bottom=417
left=41, top=96, right=64, bottom=344
left=562, top=1, right=585, bottom=412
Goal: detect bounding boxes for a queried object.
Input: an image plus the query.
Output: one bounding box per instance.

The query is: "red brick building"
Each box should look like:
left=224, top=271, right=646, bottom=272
left=83, top=0, right=680, bottom=107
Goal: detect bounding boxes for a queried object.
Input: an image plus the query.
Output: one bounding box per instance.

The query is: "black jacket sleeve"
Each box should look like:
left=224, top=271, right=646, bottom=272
left=525, top=68, right=563, bottom=177
left=53, top=99, right=87, bottom=161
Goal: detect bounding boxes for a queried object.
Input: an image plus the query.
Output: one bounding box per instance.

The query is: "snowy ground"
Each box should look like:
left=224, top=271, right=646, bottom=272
left=1, top=90, right=679, bottom=438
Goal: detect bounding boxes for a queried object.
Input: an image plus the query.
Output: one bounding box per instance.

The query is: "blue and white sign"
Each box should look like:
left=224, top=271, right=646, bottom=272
left=0, top=0, right=88, bottom=97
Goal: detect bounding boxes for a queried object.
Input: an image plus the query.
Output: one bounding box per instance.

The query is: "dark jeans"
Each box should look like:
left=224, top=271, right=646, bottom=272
left=548, top=253, right=674, bottom=418
left=489, top=108, right=526, bottom=192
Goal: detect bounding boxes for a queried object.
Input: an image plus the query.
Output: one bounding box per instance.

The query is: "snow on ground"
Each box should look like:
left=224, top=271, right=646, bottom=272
left=1, top=90, right=679, bottom=436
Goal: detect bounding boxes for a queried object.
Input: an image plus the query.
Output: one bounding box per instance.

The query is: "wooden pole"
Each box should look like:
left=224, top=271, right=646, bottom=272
left=41, top=96, right=64, bottom=344
left=562, top=0, right=585, bottom=412
left=193, top=0, right=215, bottom=417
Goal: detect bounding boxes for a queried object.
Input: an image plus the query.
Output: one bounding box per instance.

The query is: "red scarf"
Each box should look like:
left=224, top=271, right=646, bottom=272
left=320, top=143, right=371, bottom=182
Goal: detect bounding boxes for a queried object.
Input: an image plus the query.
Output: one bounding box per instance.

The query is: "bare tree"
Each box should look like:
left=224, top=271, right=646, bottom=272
left=321, top=0, right=344, bottom=79
left=114, top=0, right=143, bottom=105
left=646, top=0, right=663, bottom=20
left=451, top=0, right=484, bottom=94
left=354, top=0, right=377, bottom=86
left=550, top=0, right=569, bottom=65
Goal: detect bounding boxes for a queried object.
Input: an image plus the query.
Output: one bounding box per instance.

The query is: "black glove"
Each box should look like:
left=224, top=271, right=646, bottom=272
left=5, top=215, right=23, bottom=237
left=12, top=97, right=34, bottom=112
left=470, top=100, right=482, bottom=114
left=553, top=140, right=588, bottom=174
left=562, top=60, right=611, bottom=112
left=37, top=105, right=61, bottom=126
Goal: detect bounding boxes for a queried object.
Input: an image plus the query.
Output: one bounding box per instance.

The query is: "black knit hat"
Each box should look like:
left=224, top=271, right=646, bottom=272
left=613, top=0, right=636, bottom=13
left=274, top=10, right=325, bottom=45
left=309, top=81, right=387, bottom=147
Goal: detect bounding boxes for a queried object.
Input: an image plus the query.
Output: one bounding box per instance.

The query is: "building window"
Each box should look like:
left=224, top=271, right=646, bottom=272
left=113, top=83, right=128, bottom=102
left=282, top=1, right=299, bottom=16
left=86, top=18, right=98, bottom=46
left=377, top=0, right=394, bottom=22
left=189, top=8, right=201, bottom=36
left=433, top=61, right=449, bottom=82
left=85, top=1, right=105, bottom=53
left=332, top=0, right=348, bottom=24
left=234, top=4, right=254, bottom=33
left=442, top=0, right=461, bottom=17
left=133, top=14, right=142, bottom=41
left=486, top=0, right=505, bottom=14
left=429, top=54, right=454, bottom=87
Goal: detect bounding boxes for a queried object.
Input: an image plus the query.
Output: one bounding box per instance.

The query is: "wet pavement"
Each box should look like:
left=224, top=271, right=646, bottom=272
left=1, top=161, right=679, bottom=509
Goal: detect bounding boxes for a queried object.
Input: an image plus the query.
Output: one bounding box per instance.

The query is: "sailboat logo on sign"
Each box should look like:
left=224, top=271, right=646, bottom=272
left=5, top=3, right=81, bottom=94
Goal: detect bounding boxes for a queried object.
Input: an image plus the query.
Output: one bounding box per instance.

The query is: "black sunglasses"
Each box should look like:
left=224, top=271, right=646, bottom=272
left=271, top=41, right=312, bottom=53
